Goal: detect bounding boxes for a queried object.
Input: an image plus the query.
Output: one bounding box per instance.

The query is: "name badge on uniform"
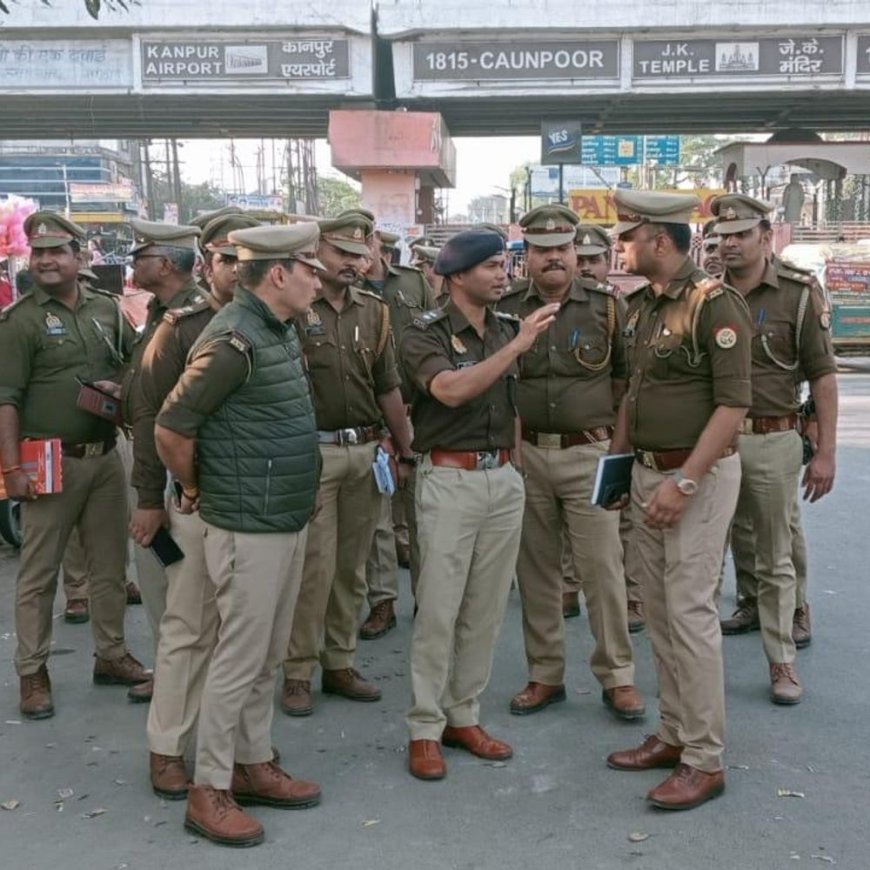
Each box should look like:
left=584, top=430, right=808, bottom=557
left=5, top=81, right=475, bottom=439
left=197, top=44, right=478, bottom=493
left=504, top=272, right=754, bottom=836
left=44, top=311, right=67, bottom=336
left=451, top=334, right=467, bottom=354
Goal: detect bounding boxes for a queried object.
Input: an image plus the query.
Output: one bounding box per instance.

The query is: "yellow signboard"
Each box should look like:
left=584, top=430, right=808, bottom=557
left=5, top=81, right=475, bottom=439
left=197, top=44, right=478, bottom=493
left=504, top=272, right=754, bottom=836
left=567, top=188, right=726, bottom=226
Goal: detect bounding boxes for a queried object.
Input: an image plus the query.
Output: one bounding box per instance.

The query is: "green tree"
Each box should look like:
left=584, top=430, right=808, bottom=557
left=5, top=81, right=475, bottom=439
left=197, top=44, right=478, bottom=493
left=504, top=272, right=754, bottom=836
left=0, top=0, right=139, bottom=18
left=316, top=176, right=361, bottom=217
left=149, top=174, right=226, bottom=223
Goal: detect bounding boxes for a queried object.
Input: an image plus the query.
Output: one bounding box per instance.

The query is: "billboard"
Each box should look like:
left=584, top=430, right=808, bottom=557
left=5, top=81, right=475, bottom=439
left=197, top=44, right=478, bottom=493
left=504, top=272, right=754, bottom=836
left=567, top=188, right=726, bottom=226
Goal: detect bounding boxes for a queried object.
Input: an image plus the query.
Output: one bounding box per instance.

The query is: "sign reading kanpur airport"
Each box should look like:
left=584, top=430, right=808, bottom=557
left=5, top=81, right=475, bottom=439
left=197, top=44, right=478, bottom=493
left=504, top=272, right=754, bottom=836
left=412, top=40, right=619, bottom=80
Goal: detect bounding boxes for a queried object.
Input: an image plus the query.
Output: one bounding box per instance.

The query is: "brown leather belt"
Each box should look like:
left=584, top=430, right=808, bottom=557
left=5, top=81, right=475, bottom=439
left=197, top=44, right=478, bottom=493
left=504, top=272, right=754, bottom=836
left=739, top=414, right=798, bottom=436
left=635, top=446, right=737, bottom=473
left=317, top=425, right=382, bottom=446
left=522, top=426, right=614, bottom=449
left=62, top=437, right=116, bottom=459
left=429, top=448, right=512, bottom=471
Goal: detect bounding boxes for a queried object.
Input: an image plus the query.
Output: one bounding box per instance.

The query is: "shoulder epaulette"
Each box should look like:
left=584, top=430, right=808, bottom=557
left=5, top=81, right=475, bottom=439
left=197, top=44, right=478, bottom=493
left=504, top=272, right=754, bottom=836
left=776, top=262, right=815, bottom=286
left=412, top=308, right=449, bottom=329
left=500, top=282, right=527, bottom=299
left=494, top=310, right=521, bottom=323
left=226, top=330, right=252, bottom=355
left=390, top=263, right=423, bottom=275
left=623, top=283, right=648, bottom=298
left=586, top=279, right=615, bottom=296
left=357, top=288, right=389, bottom=305
left=693, top=275, right=724, bottom=299
left=0, top=293, right=32, bottom=321
left=90, top=287, right=120, bottom=300
left=163, top=296, right=211, bottom=325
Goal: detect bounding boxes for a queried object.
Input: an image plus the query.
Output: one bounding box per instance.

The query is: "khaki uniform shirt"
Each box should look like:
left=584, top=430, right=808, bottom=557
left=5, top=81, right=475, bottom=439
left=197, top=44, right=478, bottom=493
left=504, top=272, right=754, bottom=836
left=0, top=282, right=134, bottom=443
left=498, top=276, right=627, bottom=432
left=360, top=261, right=436, bottom=402
left=120, top=280, right=203, bottom=425
left=300, top=286, right=401, bottom=430
left=399, top=299, right=519, bottom=453
left=130, top=293, right=220, bottom=508
left=624, top=258, right=753, bottom=451
left=724, top=259, right=836, bottom=418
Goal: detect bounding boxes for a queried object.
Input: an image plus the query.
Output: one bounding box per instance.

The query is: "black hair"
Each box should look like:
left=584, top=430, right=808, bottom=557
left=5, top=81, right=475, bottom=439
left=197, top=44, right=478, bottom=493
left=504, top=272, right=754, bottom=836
left=237, top=258, right=294, bottom=287
left=162, top=248, right=196, bottom=274
left=647, top=222, right=692, bottom=254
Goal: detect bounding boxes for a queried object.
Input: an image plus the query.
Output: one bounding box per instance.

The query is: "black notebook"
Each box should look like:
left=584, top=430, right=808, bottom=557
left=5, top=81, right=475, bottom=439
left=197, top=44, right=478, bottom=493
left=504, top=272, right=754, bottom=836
left=591, top=453, right=635, bottom=508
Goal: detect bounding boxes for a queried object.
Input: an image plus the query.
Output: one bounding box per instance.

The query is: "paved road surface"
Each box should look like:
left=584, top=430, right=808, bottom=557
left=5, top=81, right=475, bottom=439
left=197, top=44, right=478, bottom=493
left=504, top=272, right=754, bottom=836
left=1, top=362, right=868, bottom=870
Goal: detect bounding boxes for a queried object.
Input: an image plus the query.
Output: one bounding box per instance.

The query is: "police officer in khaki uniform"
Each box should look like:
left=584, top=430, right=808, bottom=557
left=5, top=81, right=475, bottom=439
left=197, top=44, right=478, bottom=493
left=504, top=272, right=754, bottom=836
left=281, top=212, right=414, bottom=715
left=400, top=230, right=559, bottom=781
left=605, top=190, right=753, bottom=811
left=0, top=212, right=149, bottom=720
left=156, top=223, right=324, bottom=848
left=141, top=212, right=258, bottom=798
left=351, top=213, right=436, bottom=638
left=412, top=245, right=444, bottom=300
left=563, top=224, right=646, bottom=632
left=122, top=219, right=202, bottom=634
left=497, top=207, right=642, bottom=721
left=710, top=194, right=837, bottom=704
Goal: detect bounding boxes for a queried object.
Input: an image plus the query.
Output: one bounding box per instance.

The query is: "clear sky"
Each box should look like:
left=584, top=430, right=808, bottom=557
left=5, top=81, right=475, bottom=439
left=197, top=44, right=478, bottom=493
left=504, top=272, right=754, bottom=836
left=179, top=136, right=541, bottom=215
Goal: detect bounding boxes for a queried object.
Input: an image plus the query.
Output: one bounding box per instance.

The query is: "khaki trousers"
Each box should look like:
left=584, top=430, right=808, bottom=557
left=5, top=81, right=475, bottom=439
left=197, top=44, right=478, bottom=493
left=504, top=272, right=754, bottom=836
left=732, top=430, right=803, bottom=664
left=284, top=443, right=381, bottom=680
left=562, top=506, right=643, bottom=604
left=407, top=458, right=525, bottom=740
left=518, top=441, right=634, bottom=688
left=16, top=449, right=128, bottom=674
left=632, top=453, right=740, bottom=773
left=195, top=523, right=307, bottom=789
left=147, top=501, right=219, bottom=757
left=365, top=494, right=399, bottom=606
left=731, top=496, right=808, bottom=609
left=61, top=528, right=89, bottom=602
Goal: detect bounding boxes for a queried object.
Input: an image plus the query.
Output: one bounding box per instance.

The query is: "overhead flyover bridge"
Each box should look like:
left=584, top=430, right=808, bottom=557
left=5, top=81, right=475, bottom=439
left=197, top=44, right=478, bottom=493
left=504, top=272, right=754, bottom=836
left=1, top=0, right=870, bottom=139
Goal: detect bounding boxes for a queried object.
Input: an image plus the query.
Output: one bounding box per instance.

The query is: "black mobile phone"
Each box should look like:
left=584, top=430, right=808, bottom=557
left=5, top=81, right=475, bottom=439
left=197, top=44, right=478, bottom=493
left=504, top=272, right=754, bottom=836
left=149, top=526, right=185, bottom=567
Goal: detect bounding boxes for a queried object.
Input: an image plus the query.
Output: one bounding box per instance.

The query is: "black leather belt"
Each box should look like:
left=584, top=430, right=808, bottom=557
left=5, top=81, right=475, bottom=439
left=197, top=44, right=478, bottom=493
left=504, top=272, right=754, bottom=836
left=317, top=426, right=382, bottom=446
left=61, top=437, right=116, bottom=458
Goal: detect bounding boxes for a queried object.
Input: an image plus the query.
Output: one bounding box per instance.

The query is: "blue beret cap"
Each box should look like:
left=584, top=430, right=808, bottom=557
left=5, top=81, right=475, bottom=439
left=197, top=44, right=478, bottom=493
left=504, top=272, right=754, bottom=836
left=434, top=230, right=505, bottom=277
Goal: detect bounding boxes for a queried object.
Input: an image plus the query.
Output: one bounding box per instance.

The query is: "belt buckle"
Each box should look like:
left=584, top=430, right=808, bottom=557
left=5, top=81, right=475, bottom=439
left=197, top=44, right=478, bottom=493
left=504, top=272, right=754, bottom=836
left=339, top=428, right=358, bottom=446
left=476, top=450, right=499, bottom=470
left=739, top=419, right=754, bottom=435
left=537, top=432, right=563, bottom=449
left=84, top=442, right=103, bottom=458
left=638, top=450, right=656, bottom=470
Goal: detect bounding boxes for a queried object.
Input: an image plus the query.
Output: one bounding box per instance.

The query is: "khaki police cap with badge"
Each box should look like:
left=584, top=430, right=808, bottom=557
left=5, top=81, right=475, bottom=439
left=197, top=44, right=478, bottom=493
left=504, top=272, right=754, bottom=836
left=338, top=207, right=376, bottom=224
left=612, top=190, right=700, bottom=236
left=378, top=229, right=400, bottom=250
left=24, top=211, right=87, bottom=249
left=318, top=212, right=374, bottom=256
left=200, top=213, right=261, bottom=257
left=574, top=224, right=611, bottom=256
left=520, top=204, right=578, bottom=248
left=710, top=194, right=774, bottom=235
left=475, top=222, right=508, bottom=240
left=190, top=206, right=244, bottom=230
left=228, top=223, right=325, bottom=270
left=128, top=218, right=201, bottom=255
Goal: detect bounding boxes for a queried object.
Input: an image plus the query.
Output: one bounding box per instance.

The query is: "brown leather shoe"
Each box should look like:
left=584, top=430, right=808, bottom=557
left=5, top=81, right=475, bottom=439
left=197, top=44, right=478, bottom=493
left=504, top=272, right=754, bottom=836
left=408, top=740, right=446, bottom=780
left=125, top=581, right=142, bottom=605
left=359, top=600, right=397, bottom=640
left=64, top=598, right=90, bottom=624
left=793, top=604, right=812, bottom=649
left=185, top=785, right=264, bottom=847
left=150, top=752, right=189, bottom=800
left=647, top=763, right=725, bottom=810
left=93, top=652, right=150, bottom=686
left=720, top=602, right=759, bottom=635
left=770, top=662, right=803, bottom=705
left=442, top=725, right=512, bottom=761
left=322, top=668, right=381, bottom=702
left=562, top=591, right=581, bottom=619
left=607, top=734, right=683, bottom=771
left=627, top=600, right=646, bottom=633
left=19, top=665, right=54, bottom=720
left=128, top=677, right=153, bottom=703
left=281, top=679, right=313, bottom=716
left=509, top=682, right=566, bottom=715
left=602, top=685, right=646, bottom=721
left=231, top=761, right=320, bottom=809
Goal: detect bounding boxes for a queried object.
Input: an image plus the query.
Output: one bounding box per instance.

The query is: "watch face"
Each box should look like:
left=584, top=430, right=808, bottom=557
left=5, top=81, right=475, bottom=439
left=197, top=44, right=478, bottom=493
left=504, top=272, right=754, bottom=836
left=677, top=478, right=698, bottom=495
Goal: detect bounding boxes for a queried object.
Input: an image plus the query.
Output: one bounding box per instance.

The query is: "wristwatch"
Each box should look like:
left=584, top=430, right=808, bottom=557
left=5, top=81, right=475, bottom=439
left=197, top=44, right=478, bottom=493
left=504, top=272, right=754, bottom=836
left=673, top=471, right=698, bottom=496
left=398, top=455, right=419, bottom=468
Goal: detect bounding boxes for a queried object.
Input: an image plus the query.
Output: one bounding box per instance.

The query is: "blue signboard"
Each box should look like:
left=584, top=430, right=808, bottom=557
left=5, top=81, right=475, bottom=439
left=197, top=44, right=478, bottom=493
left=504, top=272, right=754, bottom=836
left=582, top=135, right=680, bottom=166
left=541, top=120, right=583, bottom=165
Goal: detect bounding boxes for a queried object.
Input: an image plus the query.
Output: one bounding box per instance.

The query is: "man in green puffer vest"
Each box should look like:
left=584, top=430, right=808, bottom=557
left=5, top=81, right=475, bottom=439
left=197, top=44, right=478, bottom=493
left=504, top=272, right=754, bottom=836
left=155, top=223, right=324, bottom=848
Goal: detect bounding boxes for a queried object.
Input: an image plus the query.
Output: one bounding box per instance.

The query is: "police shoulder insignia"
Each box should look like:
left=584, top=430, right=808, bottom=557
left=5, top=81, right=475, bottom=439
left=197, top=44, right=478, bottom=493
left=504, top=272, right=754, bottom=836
left=714, top=325, right=738, bottom=349
left=820, top=310, right=832, bottom=330
left=412, top=308, right=448, bottom=330
left=695, top=276, right=724, bottom=299
left=90, top=287, right=118, bottom=300
left=227, top=331, right=251, bottom=354
left=494, top=310, right=521, bottom=323
left=357, top=288, right=387, bottom=305
left=0, top=294, right=31, bottom=321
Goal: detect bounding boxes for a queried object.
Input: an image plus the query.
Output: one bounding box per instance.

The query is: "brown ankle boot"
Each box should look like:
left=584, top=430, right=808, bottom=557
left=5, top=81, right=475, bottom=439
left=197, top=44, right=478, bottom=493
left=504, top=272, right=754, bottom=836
left=322, top=668, right=381, bottom=701
left=20, top=665, right=54, bottom=720
left=150, top=753, right=189, bottom=800
left=184, top=785, right=264, bottom=847
left=93, top=652, right=150, bottom=686
left=231, top=761, right=321, bottom=809
left=359, top=600, right=397, bottom=640
left=280, top=679, right=313, bottom=716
